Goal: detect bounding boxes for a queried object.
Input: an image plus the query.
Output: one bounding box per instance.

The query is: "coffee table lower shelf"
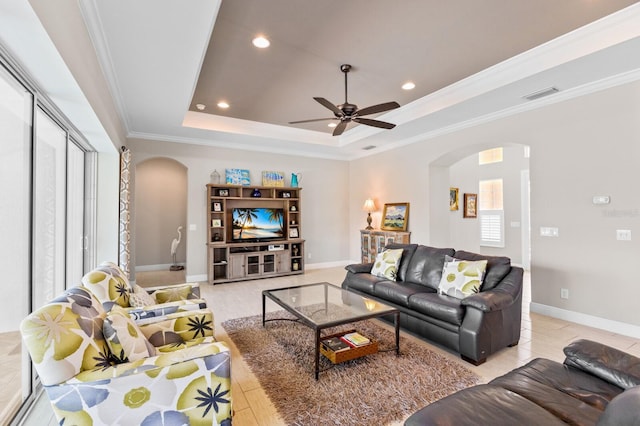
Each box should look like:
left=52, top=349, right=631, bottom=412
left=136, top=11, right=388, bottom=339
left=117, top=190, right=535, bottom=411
left=320, top=330, right=378, bottom=364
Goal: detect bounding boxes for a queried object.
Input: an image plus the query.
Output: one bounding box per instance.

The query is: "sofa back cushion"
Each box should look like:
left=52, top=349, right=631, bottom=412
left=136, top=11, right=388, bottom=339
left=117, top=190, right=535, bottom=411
left=405, top=246, right=456, bottom=289
left=82, top=262, right=133, bottom=310
left=384, top=243, right=418, bottom=282
left=453, top=251, right=511, bottom=291
left=20, top=286, right=111, bottom=386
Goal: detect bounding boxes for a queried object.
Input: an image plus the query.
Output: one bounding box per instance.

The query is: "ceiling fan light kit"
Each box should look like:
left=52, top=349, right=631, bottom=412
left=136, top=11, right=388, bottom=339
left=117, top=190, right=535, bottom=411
left=289, top=64, right=400, bottom=136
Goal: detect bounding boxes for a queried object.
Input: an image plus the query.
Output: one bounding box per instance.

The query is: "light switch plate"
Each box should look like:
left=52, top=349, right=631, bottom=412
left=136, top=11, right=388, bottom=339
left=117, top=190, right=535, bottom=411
left=592, top=195, right=610, bottom=205
left=540, top=227, right=559, bottom=237
left=189, top=224, right=197, bottom=231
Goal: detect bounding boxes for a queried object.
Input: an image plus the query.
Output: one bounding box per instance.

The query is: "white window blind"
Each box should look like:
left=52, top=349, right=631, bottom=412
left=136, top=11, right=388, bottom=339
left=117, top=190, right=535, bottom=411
left=479, top=179, right=505, bottom=247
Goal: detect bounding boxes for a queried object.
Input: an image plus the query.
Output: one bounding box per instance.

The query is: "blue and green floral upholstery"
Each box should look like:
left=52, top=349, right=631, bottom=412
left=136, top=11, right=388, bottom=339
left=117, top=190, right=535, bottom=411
left=20, top=286, right=232, bottom=425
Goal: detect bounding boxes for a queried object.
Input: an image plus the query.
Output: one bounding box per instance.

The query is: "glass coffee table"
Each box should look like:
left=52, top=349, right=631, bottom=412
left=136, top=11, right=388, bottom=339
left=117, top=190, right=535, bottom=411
left=262, top=282, right=400, bottom=380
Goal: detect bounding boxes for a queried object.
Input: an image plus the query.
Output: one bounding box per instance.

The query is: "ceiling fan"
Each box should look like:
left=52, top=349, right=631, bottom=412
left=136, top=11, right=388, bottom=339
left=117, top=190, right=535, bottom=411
left=289, top=64, right=400, bottom=136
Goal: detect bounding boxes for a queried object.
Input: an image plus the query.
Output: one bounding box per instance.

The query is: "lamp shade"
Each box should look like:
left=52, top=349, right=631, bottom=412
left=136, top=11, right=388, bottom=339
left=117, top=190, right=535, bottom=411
left=363, top=198, right=376, bottom=212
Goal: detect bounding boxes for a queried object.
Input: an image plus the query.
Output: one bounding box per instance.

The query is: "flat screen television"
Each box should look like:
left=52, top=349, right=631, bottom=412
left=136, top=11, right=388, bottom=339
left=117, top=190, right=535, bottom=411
left=231, top=207, right=284, bottom=242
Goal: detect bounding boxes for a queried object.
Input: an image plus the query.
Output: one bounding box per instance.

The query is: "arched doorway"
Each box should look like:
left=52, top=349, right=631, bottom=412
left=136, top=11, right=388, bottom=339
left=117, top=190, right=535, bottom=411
left=133, top=157, right=188, bottom=284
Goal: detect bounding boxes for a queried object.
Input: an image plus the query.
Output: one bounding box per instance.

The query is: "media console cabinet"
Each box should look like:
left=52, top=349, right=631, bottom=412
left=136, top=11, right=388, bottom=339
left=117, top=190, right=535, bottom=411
left=206, top=184, right=304, bottom=284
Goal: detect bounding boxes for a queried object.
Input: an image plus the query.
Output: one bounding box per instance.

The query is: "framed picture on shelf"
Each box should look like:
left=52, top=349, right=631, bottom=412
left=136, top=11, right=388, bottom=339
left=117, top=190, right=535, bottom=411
left=225, top=168, right=250, bottom=186
left=218, top=189, right=229, bottom=197
left=213, top=202, right=222, bottom=212
left=280, top=191, right=291, bottom=198
left=381, top=203, right=410, bottom=231
left=450, top=187, right=459, bottom=211
left=289, top=227, right=299, bottom=238
left=463, top=193, right=477, bottom=218
left=262, top=170, right=285, bottom=187
left=212, top=219, right=222, bottom=227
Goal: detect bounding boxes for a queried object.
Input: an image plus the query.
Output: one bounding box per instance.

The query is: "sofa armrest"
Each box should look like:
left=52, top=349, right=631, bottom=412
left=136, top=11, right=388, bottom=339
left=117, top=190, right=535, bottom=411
left=461, top=266, right=523, bottom=312
left=134, top=308, right=215, bottom=346
left=345, top=262, right=374, bottom=274
left=563, top=339, right=640, bottom=390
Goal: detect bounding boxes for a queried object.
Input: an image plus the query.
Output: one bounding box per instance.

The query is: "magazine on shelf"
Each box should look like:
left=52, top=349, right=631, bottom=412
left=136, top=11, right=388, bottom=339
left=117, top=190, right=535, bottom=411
left=340, top=332, right=371, bottom=347
left=321, top=337, right=351, bottom=353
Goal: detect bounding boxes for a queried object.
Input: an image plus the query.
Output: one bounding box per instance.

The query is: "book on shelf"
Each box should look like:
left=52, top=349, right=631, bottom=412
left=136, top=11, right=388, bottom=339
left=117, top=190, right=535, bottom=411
left=340, top=332, right=371, bottom=347
left=321, top=337, right=351, bottom=353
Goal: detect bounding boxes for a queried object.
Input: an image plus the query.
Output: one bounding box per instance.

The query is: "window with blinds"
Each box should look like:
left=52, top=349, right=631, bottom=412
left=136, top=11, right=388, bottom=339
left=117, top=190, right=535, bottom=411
left=479, top=179, right=505, bottom=247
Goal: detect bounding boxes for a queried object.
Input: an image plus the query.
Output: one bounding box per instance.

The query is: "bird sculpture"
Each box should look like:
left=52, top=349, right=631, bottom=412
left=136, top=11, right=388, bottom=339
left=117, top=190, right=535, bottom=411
left=170, top=226, right=184, bottom=271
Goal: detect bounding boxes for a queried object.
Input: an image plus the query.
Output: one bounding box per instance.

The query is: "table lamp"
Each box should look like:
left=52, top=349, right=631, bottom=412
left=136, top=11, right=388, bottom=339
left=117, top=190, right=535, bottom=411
left=363, top=198, right=377, bottom=230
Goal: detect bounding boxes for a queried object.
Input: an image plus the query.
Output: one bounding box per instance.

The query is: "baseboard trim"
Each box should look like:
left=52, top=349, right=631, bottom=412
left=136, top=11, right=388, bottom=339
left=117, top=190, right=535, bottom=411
left=187, top=274, right=208, bottom=283
left=135, top=263, right=182, bottom=272
left=530, top=302, right=640, bottom=339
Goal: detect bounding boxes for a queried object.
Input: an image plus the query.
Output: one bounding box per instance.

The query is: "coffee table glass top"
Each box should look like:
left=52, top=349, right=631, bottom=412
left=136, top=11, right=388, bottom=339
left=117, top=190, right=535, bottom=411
left=263, top=282, right=396, bottom=327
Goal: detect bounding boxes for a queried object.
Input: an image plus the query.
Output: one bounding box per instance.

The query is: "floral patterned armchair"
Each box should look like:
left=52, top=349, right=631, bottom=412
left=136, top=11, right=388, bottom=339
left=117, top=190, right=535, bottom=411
left=20, top=286, right=232, bottom=425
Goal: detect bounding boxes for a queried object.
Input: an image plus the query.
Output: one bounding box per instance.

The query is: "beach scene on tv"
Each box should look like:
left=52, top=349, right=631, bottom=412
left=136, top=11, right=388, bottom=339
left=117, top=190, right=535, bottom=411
left=232, top=208, right=284, bottom=240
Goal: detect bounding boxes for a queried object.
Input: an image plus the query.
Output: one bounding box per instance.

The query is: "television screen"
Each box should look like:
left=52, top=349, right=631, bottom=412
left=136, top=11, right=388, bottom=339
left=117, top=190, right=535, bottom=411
left=232, top=208, right=284, bottom=241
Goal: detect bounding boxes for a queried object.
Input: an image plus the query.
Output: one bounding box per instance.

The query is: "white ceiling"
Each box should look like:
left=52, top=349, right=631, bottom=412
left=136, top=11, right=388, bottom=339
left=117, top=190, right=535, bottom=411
left=79, top=0, right=640, bottom=160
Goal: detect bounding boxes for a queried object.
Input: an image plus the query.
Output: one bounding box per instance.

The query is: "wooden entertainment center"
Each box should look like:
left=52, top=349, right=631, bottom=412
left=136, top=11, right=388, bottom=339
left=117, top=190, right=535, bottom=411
left=206, top=184, right=304, bottom=284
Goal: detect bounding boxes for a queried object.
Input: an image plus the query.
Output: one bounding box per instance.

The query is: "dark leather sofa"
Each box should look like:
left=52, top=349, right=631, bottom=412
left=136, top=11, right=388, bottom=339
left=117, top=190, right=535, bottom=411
left=405, top=339, right=640, bottom=426
left=341, top=243, right=523, bottom=365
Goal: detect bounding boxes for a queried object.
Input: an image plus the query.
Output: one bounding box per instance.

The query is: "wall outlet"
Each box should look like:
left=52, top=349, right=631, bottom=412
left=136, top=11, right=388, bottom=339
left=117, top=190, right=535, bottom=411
left=561, top=288, right=569, bottom=299
left=307, top=253, right=311, bottom=259
left=616, top=229, right=632, bottom=241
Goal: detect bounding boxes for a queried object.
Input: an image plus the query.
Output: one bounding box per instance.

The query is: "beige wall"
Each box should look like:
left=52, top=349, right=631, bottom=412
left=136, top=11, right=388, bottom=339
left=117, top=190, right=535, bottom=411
left=349, top=80, right=640, bottom=331
left=128, top=138, right=351, bottom=280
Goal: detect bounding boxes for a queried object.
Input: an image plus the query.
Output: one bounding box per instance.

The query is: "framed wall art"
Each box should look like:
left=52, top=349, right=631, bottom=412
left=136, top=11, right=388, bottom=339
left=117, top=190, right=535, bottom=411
left=463, top=193, right=477, bottom=218
left=381, top=203, right=410, bottom=231
left=449, top=187, right=459, bottom=211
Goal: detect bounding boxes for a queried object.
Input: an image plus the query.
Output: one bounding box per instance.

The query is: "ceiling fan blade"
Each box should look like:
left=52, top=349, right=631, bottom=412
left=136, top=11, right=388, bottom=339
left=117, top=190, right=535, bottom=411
left=353, top=117, right=396, bottom=129
left=332, top=120, right=348, bottom=136
left=289, top=118, right=336, bottom=124
left=356, top=101, right=400, bottom=117
left=314, top=97, right=344, bottom=116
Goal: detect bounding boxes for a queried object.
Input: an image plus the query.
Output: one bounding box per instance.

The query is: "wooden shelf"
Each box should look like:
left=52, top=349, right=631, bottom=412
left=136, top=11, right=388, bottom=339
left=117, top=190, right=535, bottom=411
left=206, top=184, right=305, bottom=284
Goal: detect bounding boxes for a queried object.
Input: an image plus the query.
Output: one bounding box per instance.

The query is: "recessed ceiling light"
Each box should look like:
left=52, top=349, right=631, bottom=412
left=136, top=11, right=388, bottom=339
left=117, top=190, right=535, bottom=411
left=195, top=103, right=206, bottom=111
left=328, top=123, right=337, bottom=128
left=402, top=82, right=416, bottom=90
left=252, top=36, right=270, bottom=48
left=217, top=101, right=230, bottom=109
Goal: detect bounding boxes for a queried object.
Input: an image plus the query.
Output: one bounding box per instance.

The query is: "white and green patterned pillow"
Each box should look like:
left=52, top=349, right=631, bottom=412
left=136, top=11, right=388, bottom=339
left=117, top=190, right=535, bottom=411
left=103, top=307, right=156, bottom=363
left=370, top=248, right=404, bottom=281
left=438, top=256, right=488, bottom=299
left=129, top=284, right=156, bottom=308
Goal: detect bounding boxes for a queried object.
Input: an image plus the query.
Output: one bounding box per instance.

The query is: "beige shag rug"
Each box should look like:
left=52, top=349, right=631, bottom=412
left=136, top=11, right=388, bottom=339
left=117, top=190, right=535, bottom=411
left=222, top=311, right=480, bottom=425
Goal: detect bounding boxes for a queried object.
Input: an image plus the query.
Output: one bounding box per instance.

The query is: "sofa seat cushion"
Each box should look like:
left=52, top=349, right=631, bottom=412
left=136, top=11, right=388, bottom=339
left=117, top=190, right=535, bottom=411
left=407, top=292, right=465, bottom=325
left=404, top=246, right=455, bottom=289
left=372, top=281, right=429, bottom=308
left=490, top=358, right=623, bottom=424
left=342, top=272, right=385, bottom=295
left=404, top=384, right=566, bottom=426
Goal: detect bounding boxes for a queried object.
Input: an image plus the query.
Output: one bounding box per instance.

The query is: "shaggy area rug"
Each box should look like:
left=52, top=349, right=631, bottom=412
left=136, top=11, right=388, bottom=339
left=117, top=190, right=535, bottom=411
left=222, top=311, right=480, bottom=425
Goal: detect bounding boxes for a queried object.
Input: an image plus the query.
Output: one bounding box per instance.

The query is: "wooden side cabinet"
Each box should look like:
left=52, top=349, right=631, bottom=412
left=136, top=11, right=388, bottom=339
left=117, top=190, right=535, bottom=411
left=360, top=230, right=411, bottom=263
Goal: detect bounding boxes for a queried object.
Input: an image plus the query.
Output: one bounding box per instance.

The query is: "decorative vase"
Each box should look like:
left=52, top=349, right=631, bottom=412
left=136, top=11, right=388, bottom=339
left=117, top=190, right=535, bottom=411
left=210, top=169, right=220, bottom=184
left=291, top=173, right=300, bottom=188
left=251, top=188, right=262, bottom=197
left=293, top=261, right=299, bottom=271
left=293, top=246, right=299, bottom=256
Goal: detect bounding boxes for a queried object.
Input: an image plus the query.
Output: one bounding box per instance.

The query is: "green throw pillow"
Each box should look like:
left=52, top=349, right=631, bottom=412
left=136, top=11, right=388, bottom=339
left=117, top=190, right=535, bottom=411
left=438, top=256, right=487, bottom=299
left=152, top=285, right=193, bottom=303
left=103, top=307, right=156, bottom=363
left=370, top=248, right=403, bottom=281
